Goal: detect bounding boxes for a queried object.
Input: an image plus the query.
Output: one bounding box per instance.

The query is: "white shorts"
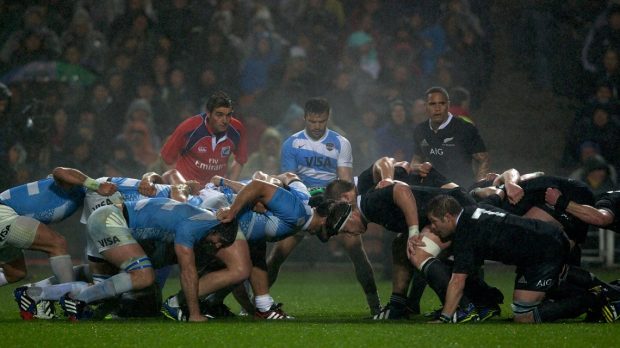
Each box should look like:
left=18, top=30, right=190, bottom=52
left=86, top=205, right=137, bottom=258
left=0, top=204, right=40, bottom=249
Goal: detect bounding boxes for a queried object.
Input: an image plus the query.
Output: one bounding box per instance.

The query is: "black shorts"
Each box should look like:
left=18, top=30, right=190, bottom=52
left=514, top=260, right=564, bottom=292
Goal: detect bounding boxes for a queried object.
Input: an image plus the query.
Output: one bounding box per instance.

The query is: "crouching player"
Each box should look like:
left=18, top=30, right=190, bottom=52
left=427, top=195, right=620, bottom=323
left=19, top=198, right=237, bottom=322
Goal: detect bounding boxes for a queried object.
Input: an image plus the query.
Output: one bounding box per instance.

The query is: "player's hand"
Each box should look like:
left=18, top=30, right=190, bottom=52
left=186, top=180, right=202, bottom=195
left=406, top=235, right=425, bottom=261
left=417, top=162, right=433, bottom=177
left=138, top=178, right=157, bottom=196
left=97, top=182, right=117, bottom=196
left=545, top=187, right=561, bottom=206
left=376, top=178, right=394, bottom=189
left=253, top=202, right=267, bottom=213
left=216, top=207, right=235, bottom=223
left=504, top=181, right=524, bottom=205
left=211, top=175, right=224, bottom=186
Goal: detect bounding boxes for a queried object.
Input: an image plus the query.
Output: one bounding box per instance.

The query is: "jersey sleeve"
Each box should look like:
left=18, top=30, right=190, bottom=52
left=231, top=118, right=248, bottom=164
left=160, top=116, right=201, bottom=165
left=463, top=123, right=487, bottom=155
left=412, top=125, right=425, bottom=159
left=280, top=137, right=298, bottom=173
left=337, top=136, right=353, bottom=168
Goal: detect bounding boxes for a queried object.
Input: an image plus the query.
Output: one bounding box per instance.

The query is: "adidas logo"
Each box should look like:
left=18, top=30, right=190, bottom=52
left=518, top=276, right=527, bottom=284
left=420, top=139, right=429, bottom=147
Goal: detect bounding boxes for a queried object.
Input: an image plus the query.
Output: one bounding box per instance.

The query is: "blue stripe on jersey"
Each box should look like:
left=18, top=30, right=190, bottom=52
left=108, top=177, right=171, bottom=201
left=280, top=129, right=351, bottom=188
left=0, top=178, right=85, bottom=224
left=124, top=198, right=220, bottom=248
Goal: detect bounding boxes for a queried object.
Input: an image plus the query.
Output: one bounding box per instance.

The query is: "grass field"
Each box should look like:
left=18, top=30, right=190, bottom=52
left=1, top=263, right=619, bottom=347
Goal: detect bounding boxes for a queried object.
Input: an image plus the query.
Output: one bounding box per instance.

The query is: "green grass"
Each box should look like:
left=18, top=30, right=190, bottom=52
left=2, top=264, right=620, bottom=347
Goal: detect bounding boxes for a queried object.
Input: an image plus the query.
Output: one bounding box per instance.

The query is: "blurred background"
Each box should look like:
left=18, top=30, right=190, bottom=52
left=0, top=0, right=618, bottom=274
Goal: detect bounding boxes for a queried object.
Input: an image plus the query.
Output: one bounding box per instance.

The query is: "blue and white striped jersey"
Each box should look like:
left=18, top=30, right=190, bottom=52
left=280, top=129, right=352, bottom=188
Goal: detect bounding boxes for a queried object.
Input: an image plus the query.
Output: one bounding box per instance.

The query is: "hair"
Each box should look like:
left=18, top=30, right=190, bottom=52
left=304, top=97, right=330, bottom=116
left=211, top=219, right=239, bottom=247
left=426, top=195, right=462, bottom=219
left=325, top=201, right=353, bottom=235
left=205, top=90, right=233, bottom=113
left=309, top=194, right=333, bottom=217
left=425, top=86, right=450, bottom=101
left=325, top=179, right=356, bottom=201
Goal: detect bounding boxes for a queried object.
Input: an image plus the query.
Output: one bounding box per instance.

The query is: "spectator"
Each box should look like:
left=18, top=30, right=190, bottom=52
left=375, top=99, right=415, bottom=162
left=570, top=154, right=618, bottom=198
left=239, top=127, right=282, bottom=179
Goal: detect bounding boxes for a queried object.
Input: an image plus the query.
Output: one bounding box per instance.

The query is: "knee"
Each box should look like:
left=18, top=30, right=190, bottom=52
left=230, top=260, right=252, bottom=282
left=130, top=269, right=155, bottom=290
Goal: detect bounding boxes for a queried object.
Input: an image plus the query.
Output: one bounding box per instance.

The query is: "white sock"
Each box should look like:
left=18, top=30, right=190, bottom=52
left=255, top=294, right=274, bottom=312
left=49, top=255, right=74, bottom=283
left=27, top=282, right=89, bottom=301
left=0, top=268, right=8, bottom=287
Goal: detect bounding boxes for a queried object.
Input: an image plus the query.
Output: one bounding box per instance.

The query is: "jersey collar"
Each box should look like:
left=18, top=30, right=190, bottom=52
left=428, top=113, right=454, bottom=131
left=303, top=129, right=329, bottom=142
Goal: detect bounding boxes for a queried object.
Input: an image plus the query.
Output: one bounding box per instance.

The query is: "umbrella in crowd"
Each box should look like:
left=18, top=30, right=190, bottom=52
left=1, top=60, right=97, bottom=86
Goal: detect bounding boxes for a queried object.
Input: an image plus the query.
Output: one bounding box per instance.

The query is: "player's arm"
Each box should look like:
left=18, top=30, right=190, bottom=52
left=273, top=172, right=301, bottom=187
left=138, top=172, right=163, bottom=197
left=392, top=183, right=419, bottom=236
left=493, top=168, right=523, bottom=205
left=372, top=157, right=396, bottom=183
left=472, top=151, right=490, bottom=181
left=175, top=243, right=205, bottom=322
left=336, top=137, right=354, bottom=182
left=440, top=272, right=468, bottom=321
left=211, top=175, right=246, bottom=193
left=52, top=167, right=116, bottom=195
left=216, top=179, right=279, bottom=222
left=546, top=188, right=614, bottom=226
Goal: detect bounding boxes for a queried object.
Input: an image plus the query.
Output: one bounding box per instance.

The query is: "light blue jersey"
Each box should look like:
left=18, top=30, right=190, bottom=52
left=80, top=177, right=172, bottom=223
left=192, top=182, right=312, bottom=242
left=125, top=198, right=221, bottom=248
left=0, top=178, right=85, bottom=224
left=280, top=129, right=353, bottom=188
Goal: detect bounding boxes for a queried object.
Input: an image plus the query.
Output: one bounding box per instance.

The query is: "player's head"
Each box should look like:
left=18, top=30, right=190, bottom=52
left=205, top=91, right=233, bottom=133
left=425, top=86, right=450, bottom=127
left=325, top=179, right=356, bottom=203
left=0, top=82, right=12, bottom=115
left=324, top=201, right=365, bottom=238
left=426, top=195, right=462, bottom=241
left=205, top=219, right=238, bottom=249
left=304, top=97, right=330, bottom=140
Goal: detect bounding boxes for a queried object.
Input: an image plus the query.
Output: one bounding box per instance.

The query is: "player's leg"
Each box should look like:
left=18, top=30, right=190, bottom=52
left=266, top=233, right=304, bottom=287
left=196, top=236, right=251, bottom=296
left=249, top=240, right=292, bottom=319
left=0, top=205, right=74, bottom=284
left=374, top=233, right=412, bottom=319
left=0, top=248, right=27, bottom=285
left=341, top=233, right=381, bottom=316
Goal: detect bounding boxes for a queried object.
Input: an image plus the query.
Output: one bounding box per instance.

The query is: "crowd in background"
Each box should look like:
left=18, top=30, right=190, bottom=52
left=1, top=1, right=619, bottom=262
left=0, top=0, right=493, bottom=191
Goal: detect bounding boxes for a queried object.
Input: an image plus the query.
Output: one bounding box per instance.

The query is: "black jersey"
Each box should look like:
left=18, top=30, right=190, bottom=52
left=359, top=184, right=476, bottom=233
left=356, top=164, right=449, bottom=196
left=452, top=205, right=570, bottom=275
left=413, top=115, right=486, bottom=188
left=480, top=176, right=593, bottom=243
left=595, top=190, right=620, bottom=232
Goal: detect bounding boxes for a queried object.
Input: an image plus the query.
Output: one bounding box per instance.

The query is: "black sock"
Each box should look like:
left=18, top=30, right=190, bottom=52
left=389, top=293, right=407, bottom=308
left=566, top=266, right=620, bottom=298
left=537, top=285, right=598, bottom=322
left=406, top=269, right=426, bottom=313
left=422, top=257, right=471, bottom=307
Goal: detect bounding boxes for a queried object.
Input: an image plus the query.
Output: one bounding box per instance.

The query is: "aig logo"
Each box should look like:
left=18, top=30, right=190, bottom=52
left=536, top=278, right=553, bottom=288
left=429, top=148, right=443, bottom=155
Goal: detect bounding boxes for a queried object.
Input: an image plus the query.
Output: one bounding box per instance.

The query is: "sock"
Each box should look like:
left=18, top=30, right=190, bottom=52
left=27, top=282, right=89, bottom=301
left=407, top=270, right=427, bottom=312
left=422, top=257, right=472, bottom=307
left=255, top=294, right=274, bottom=312
left=32, top=264, right=93, bottom=287
left=92, top=273, right=111, bottom=284
left=366, top=291, right=381, bottom=316
left=76, top=272, right=133, bottom=303
left=49, top=255, right=74, bottom=283
left=155, top=266, right=172, bottom=290
left=536, top=286, right=598, bottom=322
left=389, top=293, right=407, bottom=309
left=566, top=266, right=620, bottom=298
left=0, top=268, right=8, bottom=286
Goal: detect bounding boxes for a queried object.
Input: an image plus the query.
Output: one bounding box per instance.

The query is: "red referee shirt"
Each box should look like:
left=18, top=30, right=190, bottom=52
left=160, top=113, right=248, bottom=185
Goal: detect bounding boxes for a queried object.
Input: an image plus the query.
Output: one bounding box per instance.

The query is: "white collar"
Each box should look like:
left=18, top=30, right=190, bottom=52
left=429, top=113, right=454, bottom=131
